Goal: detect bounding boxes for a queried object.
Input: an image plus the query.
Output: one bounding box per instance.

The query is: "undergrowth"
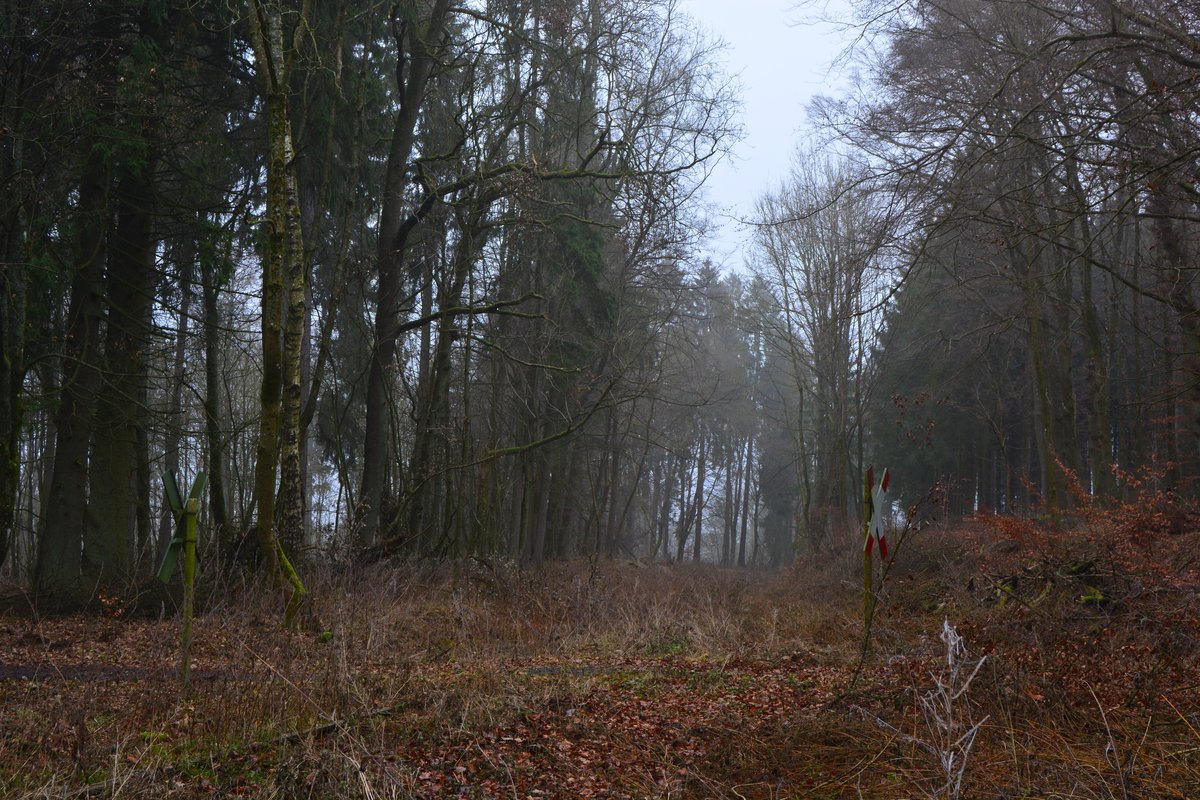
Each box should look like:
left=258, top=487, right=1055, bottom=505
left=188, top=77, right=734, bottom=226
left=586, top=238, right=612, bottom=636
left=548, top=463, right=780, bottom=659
left=0, top=501, right=1197, bottom=798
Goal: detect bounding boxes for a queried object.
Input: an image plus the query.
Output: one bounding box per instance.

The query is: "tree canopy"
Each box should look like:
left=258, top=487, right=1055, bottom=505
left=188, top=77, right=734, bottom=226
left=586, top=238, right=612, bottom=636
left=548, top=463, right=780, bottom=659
left=1, top=0, right=1197, bottom=605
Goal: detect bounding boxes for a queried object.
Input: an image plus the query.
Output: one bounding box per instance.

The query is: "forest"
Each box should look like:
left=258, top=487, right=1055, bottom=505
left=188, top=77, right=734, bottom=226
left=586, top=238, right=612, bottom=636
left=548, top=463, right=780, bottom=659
left=2, top=0, right=1198, bottom=599
left=1, top=0, right=1199, bottom=798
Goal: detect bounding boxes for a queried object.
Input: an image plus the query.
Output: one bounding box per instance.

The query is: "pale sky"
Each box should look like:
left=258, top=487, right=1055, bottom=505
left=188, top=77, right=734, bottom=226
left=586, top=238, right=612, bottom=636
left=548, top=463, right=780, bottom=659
left=679, top=0, right=853, bottom=270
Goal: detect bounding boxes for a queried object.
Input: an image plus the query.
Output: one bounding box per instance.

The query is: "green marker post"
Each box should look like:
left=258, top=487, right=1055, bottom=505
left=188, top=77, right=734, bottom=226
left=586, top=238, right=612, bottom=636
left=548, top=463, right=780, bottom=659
left=158, top=470, right=206, bottom=691
left=181, top=496, right=198, bottom=689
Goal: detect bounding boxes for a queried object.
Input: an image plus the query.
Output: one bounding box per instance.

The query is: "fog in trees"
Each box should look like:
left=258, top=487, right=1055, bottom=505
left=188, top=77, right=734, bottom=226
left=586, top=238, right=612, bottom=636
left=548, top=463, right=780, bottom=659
left=2, top=0, right=1198, bottom=607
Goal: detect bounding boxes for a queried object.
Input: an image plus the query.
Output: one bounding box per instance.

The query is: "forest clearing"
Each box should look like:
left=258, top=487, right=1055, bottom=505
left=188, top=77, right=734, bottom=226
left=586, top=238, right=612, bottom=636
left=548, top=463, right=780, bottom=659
left=3, top=0, right=1200, bottom=796
left=2, top=495, right=1199, bottom=799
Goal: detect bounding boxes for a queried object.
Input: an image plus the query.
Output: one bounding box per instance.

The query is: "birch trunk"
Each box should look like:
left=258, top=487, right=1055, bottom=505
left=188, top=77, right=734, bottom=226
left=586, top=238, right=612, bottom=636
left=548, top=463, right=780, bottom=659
left=247, top=0, right=306, bottom=624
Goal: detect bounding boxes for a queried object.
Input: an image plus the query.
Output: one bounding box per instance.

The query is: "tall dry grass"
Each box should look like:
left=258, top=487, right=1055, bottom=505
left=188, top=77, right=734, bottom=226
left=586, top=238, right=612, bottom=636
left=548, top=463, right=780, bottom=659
left=3, top=506, right=1199, bottom=798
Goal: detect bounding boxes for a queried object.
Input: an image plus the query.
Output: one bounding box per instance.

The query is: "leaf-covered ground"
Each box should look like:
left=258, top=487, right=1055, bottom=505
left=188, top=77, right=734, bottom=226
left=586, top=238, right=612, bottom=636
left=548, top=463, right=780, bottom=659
left=2, top=507, right=1199, bottom=798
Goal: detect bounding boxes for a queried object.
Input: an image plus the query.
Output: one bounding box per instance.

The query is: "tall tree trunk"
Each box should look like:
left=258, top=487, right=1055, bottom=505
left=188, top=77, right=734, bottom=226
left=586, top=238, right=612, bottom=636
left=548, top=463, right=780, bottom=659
left=675, top=457, right=692, bottom=562
left=89, top=162, right=157, bottom=589
left=723, top=448, right=736, bottom=566
left=37, top=148, right=109, bottom=597
left=738, top=438, right=753, bottom=567
left=1016, top=239, right=1067, bottom=511
left=691, top=437, right=706, bottom=563
left=1149, top=193, right=1200, bottom=483
left=1066, top=159, right=1116, bottom=499
left=358, top=0, right=452, bottom=548
left=527, top=456, right=551, bottom=565
left=200, top=245, right=232, bottom=564
left=404, top=205, right=485, bottom=548
left=0, top=0, right=32, bottom=574
left=656, top=456, right=675, bottom=561
left=603, top=412, right=623, bottom=557
left=278, top=186, right=308, bottom=561
left=34, top=362, right=57, bottom=576
left=1081, top=257, right=1115, bottom=499
left=0, top=189, right=25, bottom=571
left=247, top=0, right=306, bottom=622
left=157, top=247, right=193, bottom=562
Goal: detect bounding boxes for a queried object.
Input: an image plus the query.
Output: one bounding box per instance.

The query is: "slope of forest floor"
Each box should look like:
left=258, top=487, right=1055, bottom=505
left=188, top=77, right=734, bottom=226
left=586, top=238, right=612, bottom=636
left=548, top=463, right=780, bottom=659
left=2, top=503, right=1200, bottom=798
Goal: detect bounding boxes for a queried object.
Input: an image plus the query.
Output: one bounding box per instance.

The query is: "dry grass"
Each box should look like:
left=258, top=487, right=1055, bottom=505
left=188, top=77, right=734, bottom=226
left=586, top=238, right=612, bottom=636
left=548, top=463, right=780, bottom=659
left=1, top=507, right=1198, bottom=798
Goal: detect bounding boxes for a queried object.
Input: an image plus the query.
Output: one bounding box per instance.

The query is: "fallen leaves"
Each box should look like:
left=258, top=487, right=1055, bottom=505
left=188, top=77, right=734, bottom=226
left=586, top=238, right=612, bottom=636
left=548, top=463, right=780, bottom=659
left=0, top=514, right=1199, bottom=797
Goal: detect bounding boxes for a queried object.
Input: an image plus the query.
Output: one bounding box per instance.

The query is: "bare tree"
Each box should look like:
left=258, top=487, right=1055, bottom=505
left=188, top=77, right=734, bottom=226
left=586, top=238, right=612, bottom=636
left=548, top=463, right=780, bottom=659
left=754, top=154, right=890, bottom=542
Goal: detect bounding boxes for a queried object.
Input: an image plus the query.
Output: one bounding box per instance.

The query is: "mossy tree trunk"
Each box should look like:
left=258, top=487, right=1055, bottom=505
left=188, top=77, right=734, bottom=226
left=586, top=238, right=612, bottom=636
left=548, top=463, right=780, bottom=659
left=247, top=0, right=307, bottom=624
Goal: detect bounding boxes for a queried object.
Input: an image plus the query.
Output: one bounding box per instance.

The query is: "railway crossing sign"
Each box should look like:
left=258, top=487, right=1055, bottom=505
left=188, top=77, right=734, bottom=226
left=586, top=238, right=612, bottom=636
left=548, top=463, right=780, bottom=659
left=158, top=469, right=206, bottom=689
left=861, top=464, right=893, bottom=655
left=864, top=466, right=890, bottom=559
left=157, top=470, right=206, bottom=583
